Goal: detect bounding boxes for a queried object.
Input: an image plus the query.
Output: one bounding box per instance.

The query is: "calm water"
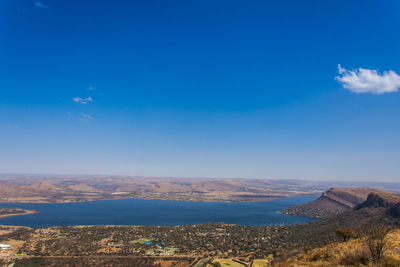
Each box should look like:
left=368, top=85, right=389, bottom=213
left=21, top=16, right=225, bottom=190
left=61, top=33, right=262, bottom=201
left=0, top=195, right=317, bottom=228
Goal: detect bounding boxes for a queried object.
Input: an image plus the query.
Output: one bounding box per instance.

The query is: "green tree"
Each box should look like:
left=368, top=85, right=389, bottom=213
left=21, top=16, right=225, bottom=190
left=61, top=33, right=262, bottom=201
left=336, top=228, right=356, bottom=242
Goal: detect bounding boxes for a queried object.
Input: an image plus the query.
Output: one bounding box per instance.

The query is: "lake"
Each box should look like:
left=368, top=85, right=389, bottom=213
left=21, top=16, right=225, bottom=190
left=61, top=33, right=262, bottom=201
left=0, top=195, right=318, bottom=228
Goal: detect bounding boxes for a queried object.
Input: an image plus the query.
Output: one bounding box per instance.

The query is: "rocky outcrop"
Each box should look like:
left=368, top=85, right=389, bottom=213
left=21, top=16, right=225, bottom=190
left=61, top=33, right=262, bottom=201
left=282, top=187, right=385, bottom=218
left=355, top=192, right=400, bottom=210
left=353, top=191, right=400, bottom=219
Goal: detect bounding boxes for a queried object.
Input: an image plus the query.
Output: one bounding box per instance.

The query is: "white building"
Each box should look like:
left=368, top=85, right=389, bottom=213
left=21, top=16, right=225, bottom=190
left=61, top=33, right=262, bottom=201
left=0, top=244, right=11, bottom=249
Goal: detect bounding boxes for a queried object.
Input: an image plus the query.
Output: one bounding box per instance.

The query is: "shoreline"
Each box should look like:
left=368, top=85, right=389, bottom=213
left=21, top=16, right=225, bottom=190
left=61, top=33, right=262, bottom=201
left=0, top=193, right=319, bottom=204
left=0, top=196, right=318, bottom=229
left=0, top=210, right=38, bottom=219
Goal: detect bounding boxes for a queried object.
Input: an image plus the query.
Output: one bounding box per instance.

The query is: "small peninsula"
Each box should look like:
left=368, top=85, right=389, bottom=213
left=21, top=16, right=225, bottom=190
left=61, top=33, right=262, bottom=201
left=0, top=208, right=37, bottom=219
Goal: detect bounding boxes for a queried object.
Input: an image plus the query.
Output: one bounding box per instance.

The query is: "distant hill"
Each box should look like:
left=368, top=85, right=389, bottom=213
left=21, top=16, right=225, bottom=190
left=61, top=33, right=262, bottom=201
left=282, top=187, right=386, bottom=218
left=0, top=176, right=326, bottom=203
left=0, top=175, right=399, bottom=204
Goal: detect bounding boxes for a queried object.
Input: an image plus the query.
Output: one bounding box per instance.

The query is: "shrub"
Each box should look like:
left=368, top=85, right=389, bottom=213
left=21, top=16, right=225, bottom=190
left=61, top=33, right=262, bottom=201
left=303, top=246, right=312, bottom=255
left=311, top=251, right=324, bottom=261
left=340, top=250, right=369, bottom=266
left=381, top=256, right=400, bottom=267
left=336, top=227, right=356, bottom=242
left=364, top=224, right=391, bottom=265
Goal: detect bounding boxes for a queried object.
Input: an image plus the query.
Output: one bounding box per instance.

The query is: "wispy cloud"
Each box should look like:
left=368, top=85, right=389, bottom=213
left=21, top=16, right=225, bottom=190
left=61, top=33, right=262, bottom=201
left=88, top=86, right=95, bottom=91
left=34, top=0, right=50, bottom=8
left=73, top=96, right=93, bottom=104
left=336, top=65, right=400, bottom=94
left=81, top=113, right=94, bottom=121
left=7, top=125, right=20, bottom=129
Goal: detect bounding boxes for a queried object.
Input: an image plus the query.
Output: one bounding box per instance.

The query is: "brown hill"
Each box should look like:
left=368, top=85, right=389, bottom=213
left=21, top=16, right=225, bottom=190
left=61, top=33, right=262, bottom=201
left=282, top=187, right=385, bottom=218
left=0, top=176, right=325, bottom=203
left=67, top=183, right=100, bottom=192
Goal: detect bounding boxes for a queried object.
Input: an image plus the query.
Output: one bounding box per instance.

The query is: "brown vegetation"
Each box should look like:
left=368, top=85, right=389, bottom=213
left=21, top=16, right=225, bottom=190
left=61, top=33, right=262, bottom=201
left=364, top=224, right=392, bottom=265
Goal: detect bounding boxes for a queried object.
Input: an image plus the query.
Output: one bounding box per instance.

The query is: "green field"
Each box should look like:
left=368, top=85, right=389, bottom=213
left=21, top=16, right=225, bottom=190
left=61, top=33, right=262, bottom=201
left=130, top=238, right=152, bottom=244
left=251, top=259, right=270, bottom=267
left=193, top=258, right=211, bottom=267
left=145, top=247, right=178, bottom=256
left=212, top=259, right=245, bottom=267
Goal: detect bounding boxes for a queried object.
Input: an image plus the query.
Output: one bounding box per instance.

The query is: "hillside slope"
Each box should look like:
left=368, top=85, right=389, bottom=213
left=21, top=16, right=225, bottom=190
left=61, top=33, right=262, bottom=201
left=276, top=191, right=400, bottom=266
left=276, top=228, right=400, bottom=266
left=355, top=191, right=400, bottom=210
left=282, top=187, right=385, bottom=218
left=279, top=190, right=400, bottom=250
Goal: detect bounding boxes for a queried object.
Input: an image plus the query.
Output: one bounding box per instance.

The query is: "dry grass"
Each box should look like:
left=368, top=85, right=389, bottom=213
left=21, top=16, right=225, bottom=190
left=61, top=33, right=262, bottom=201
left=273, top=229, right=400, bottom=267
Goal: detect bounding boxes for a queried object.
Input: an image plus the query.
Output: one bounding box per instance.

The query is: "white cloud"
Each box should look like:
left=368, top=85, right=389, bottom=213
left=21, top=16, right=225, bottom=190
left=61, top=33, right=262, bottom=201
left=7, top=126, right=20, bottom=129
left=335, top=65, right=400, bottom=94
left=88, top=86, right=95, bottom=91
left=81, top=113, right=94, bottom=121
left=73, top=96, right=93, bottom=104
left=34, top=0, right=49, bottom=8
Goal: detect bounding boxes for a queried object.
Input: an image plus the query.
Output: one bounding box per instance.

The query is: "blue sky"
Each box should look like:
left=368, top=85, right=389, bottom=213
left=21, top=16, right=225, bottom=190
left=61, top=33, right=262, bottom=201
left=1, top=0, right=400, bottom=181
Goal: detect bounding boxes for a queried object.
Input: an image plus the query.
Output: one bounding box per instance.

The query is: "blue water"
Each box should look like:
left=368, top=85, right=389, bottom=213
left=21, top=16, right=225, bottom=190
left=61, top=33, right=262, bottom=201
left=0, top=195, right=318, bottom=228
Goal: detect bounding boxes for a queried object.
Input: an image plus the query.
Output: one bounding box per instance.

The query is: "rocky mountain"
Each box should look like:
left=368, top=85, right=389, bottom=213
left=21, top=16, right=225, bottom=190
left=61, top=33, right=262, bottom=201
left=355, top=191, right=400, bottom=210
left=282, top=187, right=386, bottom=218
left=279, top=189, right=400, bottom=251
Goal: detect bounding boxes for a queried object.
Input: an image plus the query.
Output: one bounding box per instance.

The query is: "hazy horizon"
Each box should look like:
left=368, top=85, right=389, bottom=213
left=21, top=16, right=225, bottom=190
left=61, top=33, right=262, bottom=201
left=1, top=173, right=400, bottom=184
